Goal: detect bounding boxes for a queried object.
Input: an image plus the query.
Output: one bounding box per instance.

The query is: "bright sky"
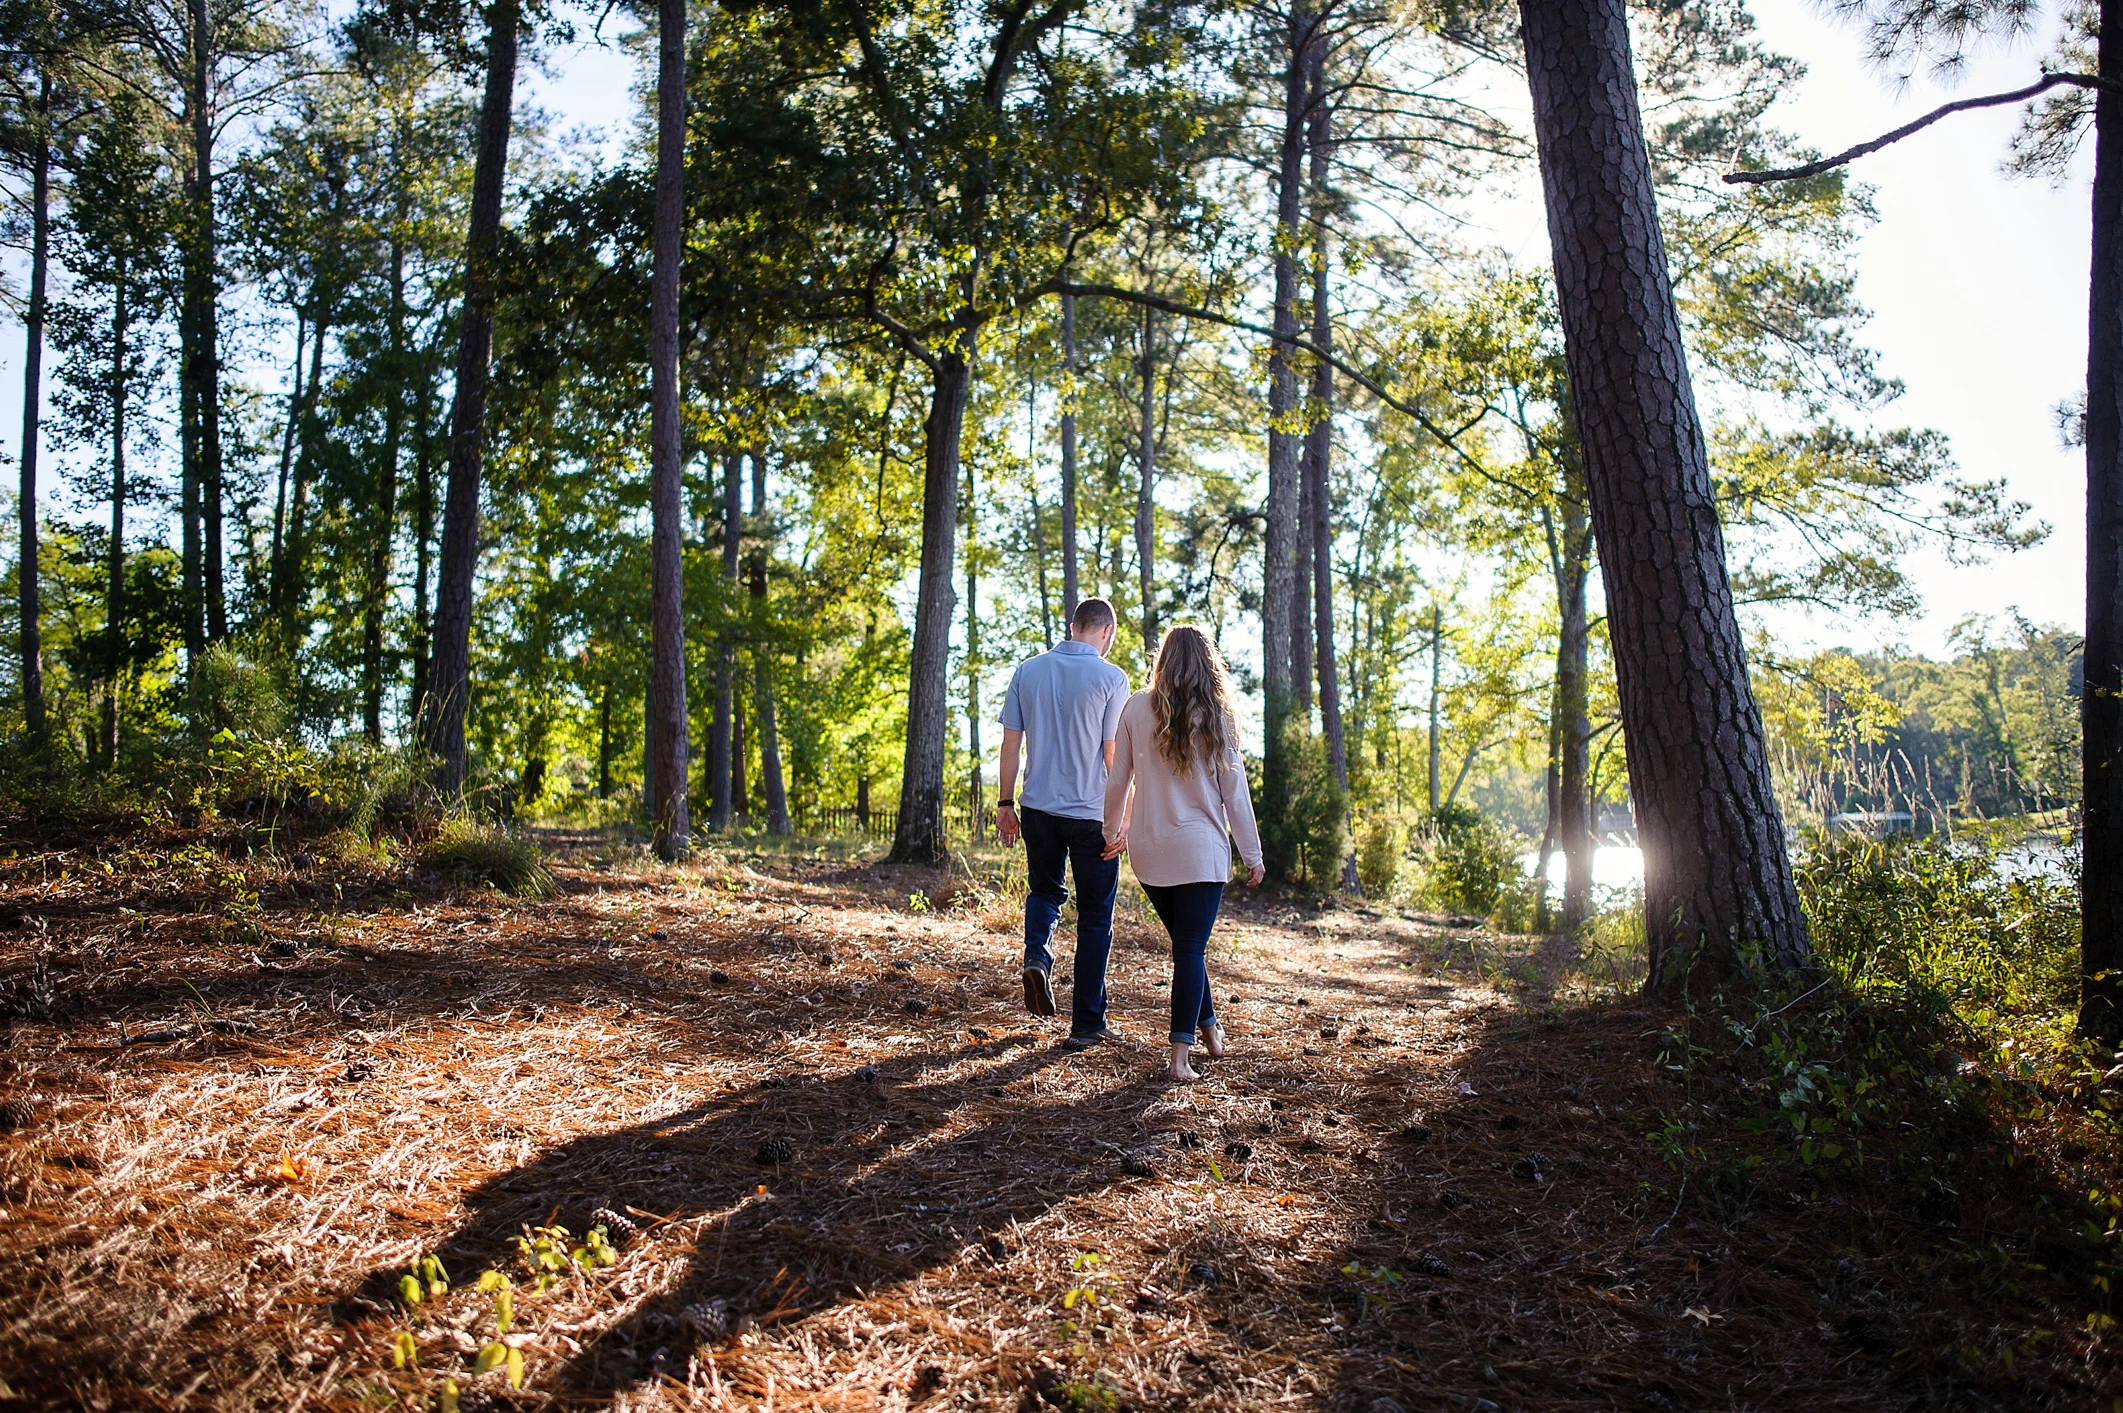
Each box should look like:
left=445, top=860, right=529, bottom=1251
left=4, top=3, right=2090, bottom=661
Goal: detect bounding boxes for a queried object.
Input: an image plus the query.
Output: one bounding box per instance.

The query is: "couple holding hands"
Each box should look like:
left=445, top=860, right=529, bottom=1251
left=994, top=597, right=1265, bottom=1083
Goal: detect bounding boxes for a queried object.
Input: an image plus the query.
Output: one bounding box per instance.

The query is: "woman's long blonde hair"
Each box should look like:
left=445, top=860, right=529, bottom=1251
left=1150, top=626, right=1235, bottom=777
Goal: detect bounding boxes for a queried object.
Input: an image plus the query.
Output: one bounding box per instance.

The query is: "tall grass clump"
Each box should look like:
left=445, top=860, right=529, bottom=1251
left=419, top=817, right=557, bottom=898
left=1795, top=825, right=2079, bottom=1049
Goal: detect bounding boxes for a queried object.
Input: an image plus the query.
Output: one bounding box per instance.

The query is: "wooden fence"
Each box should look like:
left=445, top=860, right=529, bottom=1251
left=792, top=802, right=983, bottom=842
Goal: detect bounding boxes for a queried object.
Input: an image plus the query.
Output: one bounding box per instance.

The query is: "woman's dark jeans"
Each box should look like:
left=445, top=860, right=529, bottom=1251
left=1141, top=880, right=1226, bottom=1045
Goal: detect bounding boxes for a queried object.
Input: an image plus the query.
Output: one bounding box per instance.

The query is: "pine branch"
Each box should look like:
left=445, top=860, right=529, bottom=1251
left=1724, top=71, right=2117, bottom=186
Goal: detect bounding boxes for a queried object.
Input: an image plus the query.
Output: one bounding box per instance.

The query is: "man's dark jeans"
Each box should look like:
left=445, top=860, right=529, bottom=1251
left=1020, top=805, right=1119, bottom=1037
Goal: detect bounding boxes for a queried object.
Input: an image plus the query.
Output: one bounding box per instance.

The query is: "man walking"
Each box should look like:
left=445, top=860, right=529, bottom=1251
left=997, top=598, right=1131, bottom=1049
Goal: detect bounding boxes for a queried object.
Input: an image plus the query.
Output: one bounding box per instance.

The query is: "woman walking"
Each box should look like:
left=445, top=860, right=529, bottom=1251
left=1101, top=626, right=1265, bottom=1082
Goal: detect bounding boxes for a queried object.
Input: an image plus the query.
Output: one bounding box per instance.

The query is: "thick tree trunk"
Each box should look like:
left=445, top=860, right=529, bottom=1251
left=17, top=86, right=47, bottom=740
left=1060, top=292, right=1080, bottom=620
left=104, top=263, right=129, bottom=763
left=1521, top=0, right=1808, bottom=987
left=1262, top=1, right=1312, bottom=733
left=1136, top=306, right=1158, bottom=664
left=2082, top=0, right=2123, bottom=1039
left=709, top=451, right=739, bottom=830
left=423, top=0, right=519, bottom=794
left=364, top=240, right=407, bottom=744
left=648, top=0, right=691, bottom=859
left=190, top=0, right=227, bottom=646
left=888, top=347, right=973, bottom=864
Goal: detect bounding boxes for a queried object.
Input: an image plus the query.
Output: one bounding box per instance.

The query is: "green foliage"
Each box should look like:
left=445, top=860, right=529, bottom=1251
left=1797, top=825, right=2080, bottom=1046
left=419, top=817, right=556, bottom=898
left=1355, top=815, right=1403, bottom=899
left=1413, top=804, right=1522, bottom=916
left=1255, top=718, right=1350, bottom=891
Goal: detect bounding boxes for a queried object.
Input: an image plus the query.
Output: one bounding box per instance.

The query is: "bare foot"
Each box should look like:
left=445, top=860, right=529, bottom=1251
left=1203, top=1022, right=1226, bottom=1060
left=1167, top=1043, right=1199, bottom=1082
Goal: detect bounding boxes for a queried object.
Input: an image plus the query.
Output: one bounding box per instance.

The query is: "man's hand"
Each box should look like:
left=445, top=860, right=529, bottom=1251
left=1101, top=832, right=1127, bottom=860
left=1246, top=866, right=1264, bottom=887
left=997, top=804, right=1020, bottom=846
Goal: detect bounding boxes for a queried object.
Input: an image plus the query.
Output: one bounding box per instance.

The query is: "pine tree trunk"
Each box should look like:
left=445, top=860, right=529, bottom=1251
left=277, top=316, right=329, bottom=643
left=190, top=0, right=227, bottom=645
left=709, top=451, right=739, bottom=830
left=1535, top=700, right=1560, bottom=931
left=364, top=238, right=407, bottom=744
left=408, top=342, right=438, bottom=728
left=423, top=0, right=520, bottom=794
left=1060, top=292, right=1080, bottom=620
left=269, top=313, right=305, bottom=593
left=1030, top=381, right=1054, bottom=647
left=1427, top=605, right=1441, bottom=815
left=1556, top=481, right=1594, bottom=933
left=2081, top=0, right=2123, bottom=1039
left=888, top=347, right=973, bottom=864
left=104, top=261, right=129, bottom=763
left=17, top=80, right=46, bottom=740
left=1302, top=60, right=1355, bottom=892
left=1262, top=0, right=1311, bottom=735
left=1520, top=0, right=1809, bottom=987
left=648, top=0, right=692, bottom=859
left=751, top=549, right=790, bottom=834
left=1136, top=306, right=1158, bottom=664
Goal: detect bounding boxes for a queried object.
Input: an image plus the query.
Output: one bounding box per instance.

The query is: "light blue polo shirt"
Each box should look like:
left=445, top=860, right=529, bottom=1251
left=999, top=641, right=1131, bottom=820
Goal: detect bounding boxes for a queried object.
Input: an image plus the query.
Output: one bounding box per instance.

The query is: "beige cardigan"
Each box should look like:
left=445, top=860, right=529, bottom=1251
left=1102, top=692, right=1265, bottom=887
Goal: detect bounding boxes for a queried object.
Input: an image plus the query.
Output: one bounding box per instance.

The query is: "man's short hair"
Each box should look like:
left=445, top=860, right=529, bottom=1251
left=1070, top=597, right=1116, bottom=634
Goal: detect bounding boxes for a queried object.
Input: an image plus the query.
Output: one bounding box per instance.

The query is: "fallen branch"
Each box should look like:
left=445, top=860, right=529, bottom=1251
left=1724, top=71, right=2111, bottom=186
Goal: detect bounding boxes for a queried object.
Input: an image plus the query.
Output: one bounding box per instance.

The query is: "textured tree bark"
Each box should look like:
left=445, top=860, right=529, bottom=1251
left=269, top=313, right=306, bottom=595
left=276, top=316, right=330, bottom=644
left=1535, top=699, right=1560, bottom=931
left=364, top=238, right=407, bottom=745
left=648, top=0, right=692, bottom=859
left=1555, top=482, right=1594, bottom=933
left=1136, top=305, right=1158, bottom=664
left=709, top=451, right=739, bottom=831
left=423, top=0, right=519, bottom=794
left=888, top=348, right=972, bottom=864
left=104, top=264, right=129, bottom=762
left=1521, top=0, right=1809, bottom=986
left=1262, top=1, right=1312, bottom=734
left=17, top=78, right=47, bottom=740
left=190, top=0, right=226, bottom=645
left=407, top=344, right=438, bottom=728
left=1060, top=292, right=1080, bottom=621
left=1301, top=53, right=1356, bottom=892
left=2082, top=0, right=2123, bottom=1039
left=751, top=550, right=790, bottom=834
left=1029, top=381, right=1054, bottom=647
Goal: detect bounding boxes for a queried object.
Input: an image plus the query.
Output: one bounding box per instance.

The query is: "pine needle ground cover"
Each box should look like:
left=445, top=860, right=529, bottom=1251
left=0, top=830, right=2113, bottom=1411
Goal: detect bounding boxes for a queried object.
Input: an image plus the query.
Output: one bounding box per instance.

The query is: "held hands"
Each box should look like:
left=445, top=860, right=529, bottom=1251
left=1101, top=831, right=1127, bottom=860
left=997, top=804, right=1020, bottom=846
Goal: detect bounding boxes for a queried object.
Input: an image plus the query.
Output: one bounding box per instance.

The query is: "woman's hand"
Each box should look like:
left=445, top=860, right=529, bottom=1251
left=1101, top=832, right=1128, bottom=860
left=1246, top=866, right=1264, bottom=887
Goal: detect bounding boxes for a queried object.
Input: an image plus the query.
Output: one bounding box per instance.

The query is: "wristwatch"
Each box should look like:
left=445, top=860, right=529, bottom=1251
left=998, top=799, right=1015, bottom=809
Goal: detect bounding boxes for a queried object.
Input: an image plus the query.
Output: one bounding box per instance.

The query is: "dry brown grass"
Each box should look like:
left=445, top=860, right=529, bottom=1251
left=0, top=827, right=2112, bottom=1411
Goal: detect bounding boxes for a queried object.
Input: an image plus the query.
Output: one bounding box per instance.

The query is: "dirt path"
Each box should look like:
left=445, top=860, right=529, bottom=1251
left=0, top=839, right=2104, bottom=1410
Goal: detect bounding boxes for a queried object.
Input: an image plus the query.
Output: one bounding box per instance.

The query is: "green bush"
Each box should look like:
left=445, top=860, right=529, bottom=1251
left=420, top=817, right=556, bottom=898
left=1414, top=804, right=1522, bottom=916
left=1254, top=717, right=1350, bottom=891
left=1795, top=826, right=2078, bottom=1045
left=1355, top=815, right=1404, bottom=899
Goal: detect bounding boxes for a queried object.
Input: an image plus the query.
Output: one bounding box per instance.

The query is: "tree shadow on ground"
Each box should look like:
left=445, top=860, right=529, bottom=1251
left=353, top=1035, right=1177, bottom=1399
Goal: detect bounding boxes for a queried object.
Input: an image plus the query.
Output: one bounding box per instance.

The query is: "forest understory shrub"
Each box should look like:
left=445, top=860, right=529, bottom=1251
left=1410, top=803, right=1523, bottom=917
left=1253, top=720, right=1349, bottom=891
left=418, top=818, right=557, bottom=898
